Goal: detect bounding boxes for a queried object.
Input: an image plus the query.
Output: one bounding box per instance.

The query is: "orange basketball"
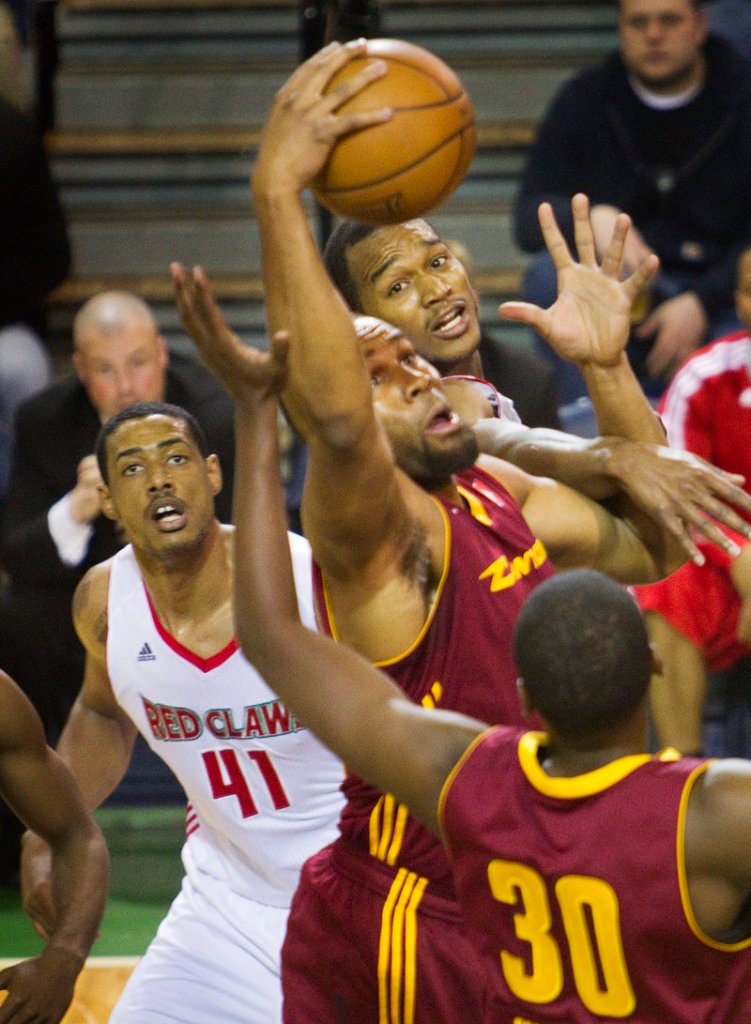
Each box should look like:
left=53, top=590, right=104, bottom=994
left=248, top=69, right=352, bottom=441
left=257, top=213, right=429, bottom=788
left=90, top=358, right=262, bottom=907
left=311, top=39, right=476, bottom=225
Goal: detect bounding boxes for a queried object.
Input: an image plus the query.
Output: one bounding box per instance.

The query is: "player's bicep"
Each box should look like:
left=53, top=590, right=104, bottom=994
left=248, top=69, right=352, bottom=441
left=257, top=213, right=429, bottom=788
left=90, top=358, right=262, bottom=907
left=520, top=478, right=659, bottom=582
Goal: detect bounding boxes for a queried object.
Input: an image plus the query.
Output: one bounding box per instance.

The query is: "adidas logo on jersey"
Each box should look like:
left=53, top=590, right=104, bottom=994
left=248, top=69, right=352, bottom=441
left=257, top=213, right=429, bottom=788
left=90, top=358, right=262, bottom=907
left=137, top=642, right=156, bottom=662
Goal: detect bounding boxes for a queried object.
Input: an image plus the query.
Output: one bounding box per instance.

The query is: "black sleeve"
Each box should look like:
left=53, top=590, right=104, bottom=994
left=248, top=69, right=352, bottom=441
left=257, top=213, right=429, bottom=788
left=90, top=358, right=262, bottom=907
left=513, top=79, right=596, bottom=254
left=0, top=405, right=78, bottom=584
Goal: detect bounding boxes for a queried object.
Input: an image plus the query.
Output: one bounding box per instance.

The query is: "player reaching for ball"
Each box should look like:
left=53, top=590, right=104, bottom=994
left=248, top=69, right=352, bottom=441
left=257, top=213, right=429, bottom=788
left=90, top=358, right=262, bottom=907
left=211, top=322, right=751, bottom=1024
left=173, top=38, right=700, bottom=1024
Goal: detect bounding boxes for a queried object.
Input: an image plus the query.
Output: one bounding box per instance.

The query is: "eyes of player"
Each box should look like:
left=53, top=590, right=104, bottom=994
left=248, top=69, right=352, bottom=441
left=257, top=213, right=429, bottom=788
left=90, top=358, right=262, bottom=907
left=121, top=452, right=188, bottom=476
left=384, top=252, right=451, bottom=297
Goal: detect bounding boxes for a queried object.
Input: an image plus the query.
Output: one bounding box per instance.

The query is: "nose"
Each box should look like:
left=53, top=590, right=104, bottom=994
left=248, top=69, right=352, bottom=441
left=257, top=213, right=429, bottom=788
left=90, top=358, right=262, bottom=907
left=146, top=465, right=173, bottom=492
left=402, top=364, right=434, bottom=400
left=419, top=273, right=451, bottom=306
left=114, top=368, right=137, bottom=401
left=644, top=16, right=664, bottom=40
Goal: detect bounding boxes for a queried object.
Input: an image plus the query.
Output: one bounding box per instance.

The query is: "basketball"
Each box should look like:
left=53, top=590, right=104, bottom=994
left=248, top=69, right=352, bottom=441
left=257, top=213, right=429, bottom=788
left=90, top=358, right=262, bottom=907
left=310, top=39, right=476, bottom=225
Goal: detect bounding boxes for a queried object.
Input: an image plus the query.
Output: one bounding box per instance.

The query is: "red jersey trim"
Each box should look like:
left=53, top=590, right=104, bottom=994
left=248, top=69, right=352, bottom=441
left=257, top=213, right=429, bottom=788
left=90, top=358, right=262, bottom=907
left=676, top=760, right=751, bottom=951
left=143, top=584, right=238, bottom=673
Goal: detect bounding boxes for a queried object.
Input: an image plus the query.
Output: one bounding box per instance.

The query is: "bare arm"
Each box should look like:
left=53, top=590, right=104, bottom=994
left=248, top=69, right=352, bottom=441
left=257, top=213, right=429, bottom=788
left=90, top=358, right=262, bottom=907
left=684, top=760, right=751, bottom=941
left=474, top=418, right=751, bottom=564
left=481, top=454, right=685, bottom=584
left=0, top=674, right=108, bottom=1024
left=248, top=41, right=442, bottom=577
left=21, top=564, right=136, bottom=944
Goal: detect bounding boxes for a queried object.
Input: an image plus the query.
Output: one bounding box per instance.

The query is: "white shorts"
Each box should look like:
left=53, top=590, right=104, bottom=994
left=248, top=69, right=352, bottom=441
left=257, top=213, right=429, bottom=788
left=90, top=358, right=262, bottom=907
left=110, top=866, right=288, bottom=1023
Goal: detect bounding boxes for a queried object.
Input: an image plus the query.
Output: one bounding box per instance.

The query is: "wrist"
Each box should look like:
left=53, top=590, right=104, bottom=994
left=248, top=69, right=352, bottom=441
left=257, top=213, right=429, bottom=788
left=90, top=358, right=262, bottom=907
left=40, top=943, right=86, bottom=972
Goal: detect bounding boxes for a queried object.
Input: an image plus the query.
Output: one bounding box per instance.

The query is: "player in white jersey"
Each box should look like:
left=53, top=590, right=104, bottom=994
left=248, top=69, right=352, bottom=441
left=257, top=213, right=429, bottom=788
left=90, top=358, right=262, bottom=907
left=20, top=400, right=344, bottom=1024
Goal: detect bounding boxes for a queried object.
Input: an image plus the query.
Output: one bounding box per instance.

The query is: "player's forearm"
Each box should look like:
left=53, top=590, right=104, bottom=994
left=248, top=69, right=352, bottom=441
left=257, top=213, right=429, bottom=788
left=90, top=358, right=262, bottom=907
left=251, top=184, right=373, bottom=440
left=473, top=420, right=627, bottom=500
left=579, top=354, right=665, bottom=444
left=47, top=820, right=108, bottom=961
left=56, top=704, right=135, bottom=811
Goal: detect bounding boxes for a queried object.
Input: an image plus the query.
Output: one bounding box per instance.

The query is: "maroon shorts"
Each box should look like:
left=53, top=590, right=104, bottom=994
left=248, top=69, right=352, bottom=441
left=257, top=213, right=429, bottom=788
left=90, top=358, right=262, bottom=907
left=281, top=841, right=488, bottom=1024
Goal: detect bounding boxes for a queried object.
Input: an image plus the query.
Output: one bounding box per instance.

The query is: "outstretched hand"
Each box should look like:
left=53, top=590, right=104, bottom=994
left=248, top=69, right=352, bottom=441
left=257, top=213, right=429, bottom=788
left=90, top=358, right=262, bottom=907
left=607, top=441, right=751, bottom=564
left=171, top=263, right=290, bottom=401
left=500, top=193, right=659, bottom=366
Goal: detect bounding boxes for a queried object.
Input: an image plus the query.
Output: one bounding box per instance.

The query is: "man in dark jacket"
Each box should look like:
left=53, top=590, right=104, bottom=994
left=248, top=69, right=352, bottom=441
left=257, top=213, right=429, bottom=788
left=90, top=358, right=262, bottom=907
left=514, top=0, right=751, bottom=403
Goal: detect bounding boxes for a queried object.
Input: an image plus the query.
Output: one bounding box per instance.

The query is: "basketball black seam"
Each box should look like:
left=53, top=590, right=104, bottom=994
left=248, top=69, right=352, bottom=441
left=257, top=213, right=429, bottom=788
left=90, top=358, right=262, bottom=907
left=318, top=121, right=475, bottom=196
left=369, top=54, right=461, bottom=101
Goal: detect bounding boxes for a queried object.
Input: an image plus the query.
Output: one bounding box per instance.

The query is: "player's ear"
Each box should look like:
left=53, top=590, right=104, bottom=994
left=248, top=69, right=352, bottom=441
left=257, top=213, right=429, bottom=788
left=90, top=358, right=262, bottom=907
left=205, top=453, right=223, bottom=497
left=98, top=483, right=117, bottom=521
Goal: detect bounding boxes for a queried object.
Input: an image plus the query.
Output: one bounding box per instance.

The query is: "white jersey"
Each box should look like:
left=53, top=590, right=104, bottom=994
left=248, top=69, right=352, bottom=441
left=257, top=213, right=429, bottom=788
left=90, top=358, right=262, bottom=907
left=106, top=535, right=344, bottom=908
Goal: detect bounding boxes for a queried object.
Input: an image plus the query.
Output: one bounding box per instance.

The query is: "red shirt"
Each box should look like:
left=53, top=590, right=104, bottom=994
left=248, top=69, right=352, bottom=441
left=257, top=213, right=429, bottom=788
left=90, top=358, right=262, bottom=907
left=660, top=331, right=751, bottom=524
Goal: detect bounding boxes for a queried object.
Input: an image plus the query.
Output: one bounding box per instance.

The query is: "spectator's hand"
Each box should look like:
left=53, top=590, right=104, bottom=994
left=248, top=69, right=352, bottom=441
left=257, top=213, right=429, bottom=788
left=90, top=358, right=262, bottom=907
left=20, top=830, right=55, bottom=941
left=172, top=264, right=290, bottom=404
left=606, top=441, right=751, bottom=565
left=0, top=947, right=82, bottom=1024
left=68, top=455, right=104, bottom=524
left=251, top=40, right=391, bottom=197
left=500, top=193, right=659, bottom=367
left=590, top=203, right=654, bottom=272
left=639, top=292, right=708, bottom=380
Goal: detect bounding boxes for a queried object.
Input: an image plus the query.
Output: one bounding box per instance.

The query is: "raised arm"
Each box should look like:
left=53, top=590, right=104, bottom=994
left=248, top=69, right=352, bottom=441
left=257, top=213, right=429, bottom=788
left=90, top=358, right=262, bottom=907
left=248, top=41, right=444, bottom=572
left=0, top=673, right=108, bottom=1024
left=225, top=331, right=483, bottom=833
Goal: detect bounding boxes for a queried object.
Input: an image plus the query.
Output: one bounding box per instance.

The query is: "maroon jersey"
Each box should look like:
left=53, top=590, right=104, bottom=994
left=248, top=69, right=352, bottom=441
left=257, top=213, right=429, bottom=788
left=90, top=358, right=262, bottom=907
left=439, top=728, right=751, bottom=1023
left=313, top=465, right=554, bottom=892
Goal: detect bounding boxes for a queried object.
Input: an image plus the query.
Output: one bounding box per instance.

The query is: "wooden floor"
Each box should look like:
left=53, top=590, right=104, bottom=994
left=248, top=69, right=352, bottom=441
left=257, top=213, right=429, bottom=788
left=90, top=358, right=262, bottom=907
left=0, top=958, right=137, bottom=1023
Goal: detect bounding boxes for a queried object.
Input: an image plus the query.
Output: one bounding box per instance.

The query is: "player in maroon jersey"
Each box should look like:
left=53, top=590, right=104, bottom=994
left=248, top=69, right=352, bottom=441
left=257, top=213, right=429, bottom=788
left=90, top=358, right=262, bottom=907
left=170, top=38, right=709, bottom=1024
left=198, top=319, right=751, bottom=1024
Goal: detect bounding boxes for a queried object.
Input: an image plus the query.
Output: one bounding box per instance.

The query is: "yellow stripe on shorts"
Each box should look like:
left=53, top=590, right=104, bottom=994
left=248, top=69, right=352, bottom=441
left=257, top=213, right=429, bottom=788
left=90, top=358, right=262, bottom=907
left=377, top=868, right=429, bottom=1024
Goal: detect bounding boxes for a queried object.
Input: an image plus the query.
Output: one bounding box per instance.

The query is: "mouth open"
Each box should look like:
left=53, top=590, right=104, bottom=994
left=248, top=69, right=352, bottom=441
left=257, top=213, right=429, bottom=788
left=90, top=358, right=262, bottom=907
left=425, top=403, right=461, bottom=435
left=150, top=498, right=187, bottom=532
left=432, top=303, right=468, bottom=340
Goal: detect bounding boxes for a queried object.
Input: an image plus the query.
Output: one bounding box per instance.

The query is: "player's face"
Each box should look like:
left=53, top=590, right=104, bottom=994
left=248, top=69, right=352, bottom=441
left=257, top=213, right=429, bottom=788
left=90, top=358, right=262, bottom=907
left=618, top=0, right=707, bottom=93
left=100, top=414, right=221, bottom=559
left=356, top=316, right=479, bottom=487
left=74, top=319, right=169, bottom=422
left=735, top=251, right=751, bottom=331
left=347, top=221, right=481, bottom=371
